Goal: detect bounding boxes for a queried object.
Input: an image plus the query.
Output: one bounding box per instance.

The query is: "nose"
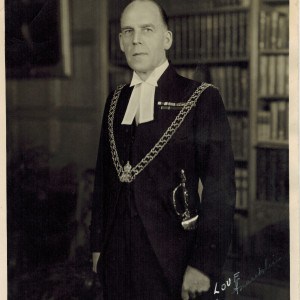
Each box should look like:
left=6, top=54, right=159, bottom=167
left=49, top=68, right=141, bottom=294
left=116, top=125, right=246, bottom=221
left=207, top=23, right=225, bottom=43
left=132, top=31, right=142, bottom=45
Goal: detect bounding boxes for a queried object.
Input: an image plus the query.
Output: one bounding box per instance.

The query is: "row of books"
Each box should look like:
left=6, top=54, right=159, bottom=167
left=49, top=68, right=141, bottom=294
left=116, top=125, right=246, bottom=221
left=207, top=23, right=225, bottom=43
left=168, top=11, right=248, bottom=61
left=228, top=116, right=249, bottom=160
left=210, top=66, right=249, bottom=110
left=176, top=67, right=206, bottom=82
left=259, top=10, right=289, bottom=50
left=177, top=66, right=249, bottom=111
left=235, top=168, right=248, bottom=210
left=256, top=148, right=289, bottom=203
left=212, top=0, right=250, bottom=6
left=259, top=55, right=289, bottom=96
left=257, top=101, right=289, bottom=142
left=109, top=10, right=249, bottom=63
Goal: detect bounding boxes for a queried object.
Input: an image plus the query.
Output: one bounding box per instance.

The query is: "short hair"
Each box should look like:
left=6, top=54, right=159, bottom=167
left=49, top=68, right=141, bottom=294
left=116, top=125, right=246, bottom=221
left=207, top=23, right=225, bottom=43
left=121, top=0, right=169, bottom=29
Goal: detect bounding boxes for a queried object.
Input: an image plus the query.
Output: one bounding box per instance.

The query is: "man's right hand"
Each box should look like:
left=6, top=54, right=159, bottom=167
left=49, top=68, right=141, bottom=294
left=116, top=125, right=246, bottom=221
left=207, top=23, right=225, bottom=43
left=92, top=252, right=101, bottom=273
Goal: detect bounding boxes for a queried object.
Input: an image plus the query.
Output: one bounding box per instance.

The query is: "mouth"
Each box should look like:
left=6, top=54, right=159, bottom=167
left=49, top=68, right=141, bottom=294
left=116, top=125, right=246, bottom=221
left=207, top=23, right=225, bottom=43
left=132, top=53, right=147, bottom=56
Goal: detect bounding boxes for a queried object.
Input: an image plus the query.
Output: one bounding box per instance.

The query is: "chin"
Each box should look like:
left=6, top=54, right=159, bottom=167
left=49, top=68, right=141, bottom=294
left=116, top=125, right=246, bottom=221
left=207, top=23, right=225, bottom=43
left=128, top=62, right=151, bottom=74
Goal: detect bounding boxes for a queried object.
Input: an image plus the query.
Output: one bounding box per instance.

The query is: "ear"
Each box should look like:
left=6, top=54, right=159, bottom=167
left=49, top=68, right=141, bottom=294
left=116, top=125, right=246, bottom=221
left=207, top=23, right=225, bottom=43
left=119, top=33, right=125, bottom=52
left=163, top=30, right=173, bottom=50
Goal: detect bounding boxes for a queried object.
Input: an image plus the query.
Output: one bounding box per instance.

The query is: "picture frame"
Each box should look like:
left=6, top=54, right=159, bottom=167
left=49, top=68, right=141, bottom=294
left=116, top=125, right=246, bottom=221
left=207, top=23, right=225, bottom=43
left=5, top=0, right=71, bottom=78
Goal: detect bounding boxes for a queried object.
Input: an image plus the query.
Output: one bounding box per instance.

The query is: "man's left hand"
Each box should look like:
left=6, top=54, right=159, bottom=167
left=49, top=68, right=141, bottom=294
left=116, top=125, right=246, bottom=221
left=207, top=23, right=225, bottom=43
left=181, top=265, right=210, bottom=300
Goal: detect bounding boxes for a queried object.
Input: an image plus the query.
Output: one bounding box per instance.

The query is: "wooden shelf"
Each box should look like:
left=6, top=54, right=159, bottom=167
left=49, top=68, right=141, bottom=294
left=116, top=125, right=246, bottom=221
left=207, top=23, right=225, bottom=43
left=169, top=6, right=250, bottom=17
left=263, top=0, right=289, bottom=4
left=256, top=140, right=289, bottom=149
left=111, top=57, right=250, bottom=67
left=171, top=57, right=250, bottom=66
left=259, top=49, right=289, bottom=55
left=258, top=95, right=289, bottom=100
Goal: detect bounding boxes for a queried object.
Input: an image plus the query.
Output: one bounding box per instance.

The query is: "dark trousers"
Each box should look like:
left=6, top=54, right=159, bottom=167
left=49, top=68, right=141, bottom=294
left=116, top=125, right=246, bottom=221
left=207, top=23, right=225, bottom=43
left=99, top=209, right=177, bottom=300
left=98, top=191, right=223, bottom=300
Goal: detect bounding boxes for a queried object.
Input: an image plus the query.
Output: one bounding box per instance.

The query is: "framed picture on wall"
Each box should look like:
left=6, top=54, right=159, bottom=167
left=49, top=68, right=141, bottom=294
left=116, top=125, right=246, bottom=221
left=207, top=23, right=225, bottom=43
left=5, top=0, right=72, bottom=78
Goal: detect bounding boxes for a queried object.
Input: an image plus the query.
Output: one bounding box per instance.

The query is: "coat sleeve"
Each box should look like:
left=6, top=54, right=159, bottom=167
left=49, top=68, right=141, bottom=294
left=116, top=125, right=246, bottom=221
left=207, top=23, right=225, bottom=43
left=89, top=94, right=112, bottom=253
left=188, top=86, right=236, bottom=278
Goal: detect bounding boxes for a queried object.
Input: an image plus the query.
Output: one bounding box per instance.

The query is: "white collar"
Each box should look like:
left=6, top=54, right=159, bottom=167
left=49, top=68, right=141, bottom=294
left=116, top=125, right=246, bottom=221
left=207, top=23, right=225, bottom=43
left=130, top=60, right=169, bottom=87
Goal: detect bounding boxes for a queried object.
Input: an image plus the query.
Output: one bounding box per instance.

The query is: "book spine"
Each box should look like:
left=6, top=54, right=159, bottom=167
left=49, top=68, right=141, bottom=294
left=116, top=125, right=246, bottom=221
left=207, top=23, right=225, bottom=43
left=226, top=66, right=233, bottom=109
left=194, top=15, right=201, bottom=59
left=277, top=13, right=288, bottom=49
left=259, top=56, right=268, bottom=96
left=232, top=66, right=240, bottom=110
left=276, top=55, right=286, bottom=95
left=268, top=55, right=276, bottom=95
left=270, top=101, right=278, bottom=140
left=270, top=11, right=279, bottom=49
left=257, top=111, right=265, bottom=141
left=265, top=12, right=271, bottom=49
left=238, top=11, right=247, bottom=57
left=242, top=117, right=248, bottom=159
left=240, top=68, right=248, bottom=109
left=206, top=14, right=213, bottom=59
left=285, top=55, right=289, bottom=95
left=277, top=101, right=286, bottom=141
left=188, top=16, right=195, bottom=60
left=231, top=12, right=238, bottom=57
left=225, top=12, right=232, bottom=59
left=200, top=15, right=207, bottom=60
left=259, top=10, right=266, bottom=49
left=219, top=67, right=227, bottom=107
left=259, top=109, right=271, bottom=141
left=218, top=13, right=225, bottom=59
left=212, top=13, right=219, bottom=59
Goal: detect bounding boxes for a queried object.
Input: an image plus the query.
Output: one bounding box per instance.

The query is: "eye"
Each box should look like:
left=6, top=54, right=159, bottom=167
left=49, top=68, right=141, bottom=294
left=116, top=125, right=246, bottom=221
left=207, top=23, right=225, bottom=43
left=143, top=27, right=153, bottom=33
left=122, top=29, right=133, bottom=36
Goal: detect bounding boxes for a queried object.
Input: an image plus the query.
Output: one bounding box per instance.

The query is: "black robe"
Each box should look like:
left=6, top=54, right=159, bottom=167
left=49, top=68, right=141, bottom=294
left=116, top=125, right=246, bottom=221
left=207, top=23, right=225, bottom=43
left=90, top=65, right=236, bottom=298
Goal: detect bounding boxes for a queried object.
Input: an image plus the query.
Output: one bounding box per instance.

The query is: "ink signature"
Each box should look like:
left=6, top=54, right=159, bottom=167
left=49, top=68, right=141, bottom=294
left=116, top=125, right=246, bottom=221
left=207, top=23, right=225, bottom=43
left=213, top=256, right=282, bottom=299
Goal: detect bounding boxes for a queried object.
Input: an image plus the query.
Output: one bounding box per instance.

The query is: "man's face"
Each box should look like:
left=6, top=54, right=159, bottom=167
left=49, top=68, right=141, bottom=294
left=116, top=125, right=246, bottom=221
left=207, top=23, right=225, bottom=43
left=119, top=1, right=172, bottom=80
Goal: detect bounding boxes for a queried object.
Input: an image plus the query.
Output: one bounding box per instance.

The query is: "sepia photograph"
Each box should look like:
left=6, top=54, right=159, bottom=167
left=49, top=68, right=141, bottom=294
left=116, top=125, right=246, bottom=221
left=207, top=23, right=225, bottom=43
left=3, top=0, right=298, bottom=299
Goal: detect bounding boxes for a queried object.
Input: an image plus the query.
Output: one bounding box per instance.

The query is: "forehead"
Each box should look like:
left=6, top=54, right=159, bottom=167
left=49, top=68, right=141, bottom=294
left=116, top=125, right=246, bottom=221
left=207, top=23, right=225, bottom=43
left=121, top=1, right=163, bottom=27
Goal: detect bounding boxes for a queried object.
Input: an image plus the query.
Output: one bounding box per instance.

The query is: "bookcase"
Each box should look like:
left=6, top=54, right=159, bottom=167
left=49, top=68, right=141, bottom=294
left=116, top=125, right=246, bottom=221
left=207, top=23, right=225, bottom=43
left=108, top=0, right=289, bottom=263
left=248, top=0, right=289, bottom=258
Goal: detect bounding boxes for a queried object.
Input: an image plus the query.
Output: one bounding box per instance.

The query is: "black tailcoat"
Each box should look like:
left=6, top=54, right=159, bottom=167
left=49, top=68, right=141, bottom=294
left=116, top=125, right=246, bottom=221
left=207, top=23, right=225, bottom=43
left=90, top=65, right=236, bottom=293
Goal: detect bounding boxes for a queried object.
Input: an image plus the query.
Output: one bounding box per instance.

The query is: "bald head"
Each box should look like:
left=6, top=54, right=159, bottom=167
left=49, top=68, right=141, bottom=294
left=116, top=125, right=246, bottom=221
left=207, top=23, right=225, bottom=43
left=121, top=0, right=169, bottom=29
left=118, top=0, right=173, bottom=80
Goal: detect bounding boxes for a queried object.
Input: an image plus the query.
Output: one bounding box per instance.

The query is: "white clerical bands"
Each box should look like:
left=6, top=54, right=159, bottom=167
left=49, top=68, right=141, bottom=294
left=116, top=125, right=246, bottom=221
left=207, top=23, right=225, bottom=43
left=122, top=60, right=169, bottom=125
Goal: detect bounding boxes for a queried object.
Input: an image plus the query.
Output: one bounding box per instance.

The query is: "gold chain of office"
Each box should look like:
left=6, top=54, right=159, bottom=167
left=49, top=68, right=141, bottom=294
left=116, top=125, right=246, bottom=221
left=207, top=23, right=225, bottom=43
left=108, top=82, right=212, bottom=183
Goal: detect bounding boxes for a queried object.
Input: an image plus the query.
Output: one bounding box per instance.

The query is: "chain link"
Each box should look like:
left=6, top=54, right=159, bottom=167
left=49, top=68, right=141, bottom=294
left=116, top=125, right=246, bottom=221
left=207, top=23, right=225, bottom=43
left=108, top=82, right=212, bottom=182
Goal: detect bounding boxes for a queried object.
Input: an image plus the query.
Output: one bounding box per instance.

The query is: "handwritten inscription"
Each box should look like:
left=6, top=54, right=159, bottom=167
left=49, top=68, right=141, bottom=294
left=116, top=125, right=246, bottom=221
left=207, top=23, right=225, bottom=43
left=213, top=256, right=282, bottom=299
left=232, top=256, right=282, bottom=295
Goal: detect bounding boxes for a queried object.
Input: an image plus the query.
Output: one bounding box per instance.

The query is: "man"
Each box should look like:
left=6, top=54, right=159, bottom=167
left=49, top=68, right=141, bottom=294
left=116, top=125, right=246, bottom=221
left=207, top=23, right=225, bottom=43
left=90, top=1, right=236, bottom=299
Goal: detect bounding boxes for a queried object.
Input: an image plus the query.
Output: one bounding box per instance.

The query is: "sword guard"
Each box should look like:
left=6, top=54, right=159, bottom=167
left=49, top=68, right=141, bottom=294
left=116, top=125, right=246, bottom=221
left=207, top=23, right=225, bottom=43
left=181, top=215, right=199, bottom=230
